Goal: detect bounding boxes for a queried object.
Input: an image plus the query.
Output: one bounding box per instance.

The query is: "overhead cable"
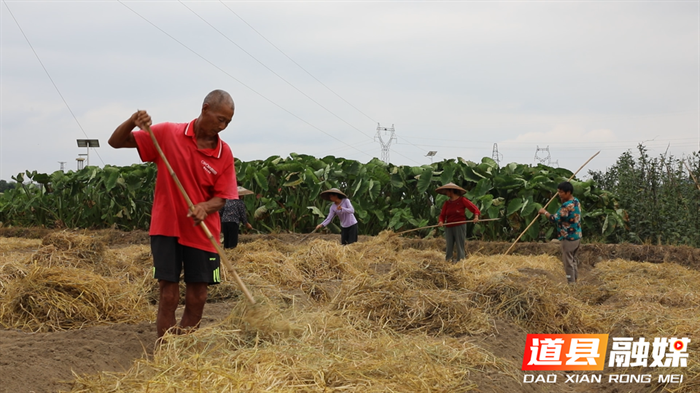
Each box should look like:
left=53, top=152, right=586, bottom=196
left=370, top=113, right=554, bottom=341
left=179, top=1, right=375, bottom=140
left=118, top=0, right=373, bottom=159
left=4, top=1, right=105, bottom=166
left=218, top=0, right=379, bottom=125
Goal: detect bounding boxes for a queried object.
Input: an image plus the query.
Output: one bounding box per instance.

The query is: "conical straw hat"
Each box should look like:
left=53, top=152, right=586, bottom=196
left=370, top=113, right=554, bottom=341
left=237, top=186, right=254, bottom=196
left=320, top=188, right=348, bottom=200
left=435, top=182, right=467, bottom=196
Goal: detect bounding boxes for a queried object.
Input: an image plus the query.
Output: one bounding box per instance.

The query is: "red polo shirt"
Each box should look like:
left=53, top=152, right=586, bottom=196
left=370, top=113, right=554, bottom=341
left=439, top=196, right=481, bottom=227
left=134, top=119, right=238, bottom=252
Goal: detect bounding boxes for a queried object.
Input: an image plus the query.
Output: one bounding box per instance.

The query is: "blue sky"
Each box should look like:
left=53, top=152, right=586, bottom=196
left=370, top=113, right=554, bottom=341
left=1, top=0, right=698, bottom=180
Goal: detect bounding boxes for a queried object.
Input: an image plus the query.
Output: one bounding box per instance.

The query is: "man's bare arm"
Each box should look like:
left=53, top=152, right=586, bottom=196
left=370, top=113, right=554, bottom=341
left=109, top=110, right=151, bottom=148
left=188, top=197, right=226, bottom=225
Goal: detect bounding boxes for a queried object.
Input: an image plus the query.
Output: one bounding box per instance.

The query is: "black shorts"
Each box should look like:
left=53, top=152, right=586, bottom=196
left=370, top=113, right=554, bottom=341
left=151, top=236, right=221, bottom=284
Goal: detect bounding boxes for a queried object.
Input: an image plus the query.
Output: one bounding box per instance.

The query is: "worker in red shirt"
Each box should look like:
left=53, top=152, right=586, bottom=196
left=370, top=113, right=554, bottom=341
left=109, top=90, right=238, bottom=339
left=437, top=183, right=480, bottom=262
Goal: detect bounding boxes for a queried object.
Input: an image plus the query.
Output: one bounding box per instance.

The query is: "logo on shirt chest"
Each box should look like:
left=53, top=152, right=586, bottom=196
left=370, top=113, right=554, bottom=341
left=200, top=160, right=218, bottom=175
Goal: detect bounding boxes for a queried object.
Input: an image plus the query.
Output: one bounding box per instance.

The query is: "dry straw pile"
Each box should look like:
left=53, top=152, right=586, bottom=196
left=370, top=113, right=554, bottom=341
left=2, top=230, right=700, bottom=392
left=71, top=308, right=515, bottom=392
left=0, top=232, right=152, bottom=332
left=64, top=231, right=664, bottom=392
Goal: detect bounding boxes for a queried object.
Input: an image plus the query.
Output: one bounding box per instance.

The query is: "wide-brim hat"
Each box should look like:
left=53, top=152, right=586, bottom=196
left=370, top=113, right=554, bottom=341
left=237, top=186, right=254, bottom=196
left=320, top=188, right=348, bottom=201
left=435, top=182, right=467, bottom=196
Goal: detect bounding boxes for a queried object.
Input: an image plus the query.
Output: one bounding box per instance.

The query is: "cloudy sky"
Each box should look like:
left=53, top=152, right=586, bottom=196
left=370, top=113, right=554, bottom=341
left=1, top=0, right=698, bottom=181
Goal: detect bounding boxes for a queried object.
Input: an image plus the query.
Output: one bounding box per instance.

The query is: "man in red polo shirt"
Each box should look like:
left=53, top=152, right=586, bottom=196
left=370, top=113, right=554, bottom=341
left=109, top=89, right=238, bottom=338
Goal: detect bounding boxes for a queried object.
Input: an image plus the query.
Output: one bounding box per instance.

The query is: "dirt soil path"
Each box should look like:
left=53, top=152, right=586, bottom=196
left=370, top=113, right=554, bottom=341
left=0, top=302, right=236, bottom=393
left=0, top=322, right=155, bottom=393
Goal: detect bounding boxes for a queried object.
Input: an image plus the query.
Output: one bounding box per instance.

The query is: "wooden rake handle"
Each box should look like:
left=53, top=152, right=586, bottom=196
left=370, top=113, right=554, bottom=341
left=396, top=218, right=500, bottom=235
left=144, top=124, right=256, bottom=304
left=504, top=151, right=600, bottom=256
left=296, top=226, right=319, bottom=243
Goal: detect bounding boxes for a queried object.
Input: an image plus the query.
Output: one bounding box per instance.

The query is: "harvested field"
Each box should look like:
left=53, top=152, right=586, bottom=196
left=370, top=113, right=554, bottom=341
left=0, top=229, right=697, bottom=393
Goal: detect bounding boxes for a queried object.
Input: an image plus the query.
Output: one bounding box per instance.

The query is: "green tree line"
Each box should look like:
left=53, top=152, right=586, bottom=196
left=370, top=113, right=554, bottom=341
left=590, top=145, right=700, bottom=247
left=0, top=180, right=16, bottom=193
left=0, top=154, right=633, bottom=243
left=0, top=164, right=155, bottom=230
left=236, top=154, right=625, bottom=242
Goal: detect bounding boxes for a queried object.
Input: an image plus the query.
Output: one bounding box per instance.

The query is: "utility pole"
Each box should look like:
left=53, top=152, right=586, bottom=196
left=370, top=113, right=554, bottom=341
left=76, top=139, right=100, bottom=167
left=491, top=143, right=503, bottom=165
left=375, top=123, right=397, bottom=164
left=534, top=145, right=551, bottom=166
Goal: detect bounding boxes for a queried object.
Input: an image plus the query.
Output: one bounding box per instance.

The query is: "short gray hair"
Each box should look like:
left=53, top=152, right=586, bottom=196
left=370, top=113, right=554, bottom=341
left=203, top=89, right=234, bottom=110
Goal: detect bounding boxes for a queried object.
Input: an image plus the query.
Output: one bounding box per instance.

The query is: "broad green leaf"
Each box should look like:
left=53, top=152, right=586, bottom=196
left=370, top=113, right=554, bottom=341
left=276, top=162, right=304, bottom=172
left=525, top=219, right=540, bottom=240
left=374, top=210, right=385, bottom=222
left=416, top=167, right=434, bottom=193
left=254, top=172, right=268, bottom=191
left=507, top=198, right=523, bottom=216
left=353, top=178, right=365, bottom=197
left=463, top=166, right=486, bottom=182
left=487, top=205, right=500, bottom=220
left=602, top=215, right=611, bottom=236
left=478, top=194, right=494, bottom=211
left=493, top=175, right=524, bottom=190
left=103, top=167, right=121, bottom=192
left=440, top=164, right=456, bottom=185
left=388, top=212, right=402, bottom=230
left=391, top=173, right=404, bottom=189
left=521, top=196, right=536, bottom=216
left=283, top=177, right=304, bottom=187
left=471, top=178, right=492, bottom=198
left=355, top=206, right=368, bottom=220
left=480, top=157, right=498, bottom=169
left=254, top=205, right=268, bottom=220
left=32, top=173, right=51, bottom=185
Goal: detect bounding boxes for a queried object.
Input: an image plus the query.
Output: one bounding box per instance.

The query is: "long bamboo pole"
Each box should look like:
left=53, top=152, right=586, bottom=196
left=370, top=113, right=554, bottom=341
left=684, top=160, right=700, bottom=191
left=396, top=218, right=500, bottom=235
left=504, top=151, right=600, bottom=256
left=144, top=124, right=256, bottom=304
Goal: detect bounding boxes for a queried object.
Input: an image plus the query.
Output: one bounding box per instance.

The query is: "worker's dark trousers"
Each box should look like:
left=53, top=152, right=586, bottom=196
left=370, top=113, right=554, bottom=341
left=222, top=222, right=240, bottom=249
left=444, top=224, right=467, bottom=262
left=340, top=223, right=358, bottom=245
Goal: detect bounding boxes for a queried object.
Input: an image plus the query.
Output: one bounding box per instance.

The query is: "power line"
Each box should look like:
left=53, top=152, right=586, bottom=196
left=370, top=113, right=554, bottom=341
left=179, top=1, right=375, bottom=141
left=190, top=2, right=425, bottom=165
left=402, top=135, right=698, bottom=144
left=326, top=140, right=378, bottom=157
left=218, top=1, right=378, bottom=125
left=399, top=137, right=697, bottom=151
left=211, top=2, right=426, bottom=165
left=117, top=0, right=373, bottom=160
left=3, top=0, right=105, bottom=166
